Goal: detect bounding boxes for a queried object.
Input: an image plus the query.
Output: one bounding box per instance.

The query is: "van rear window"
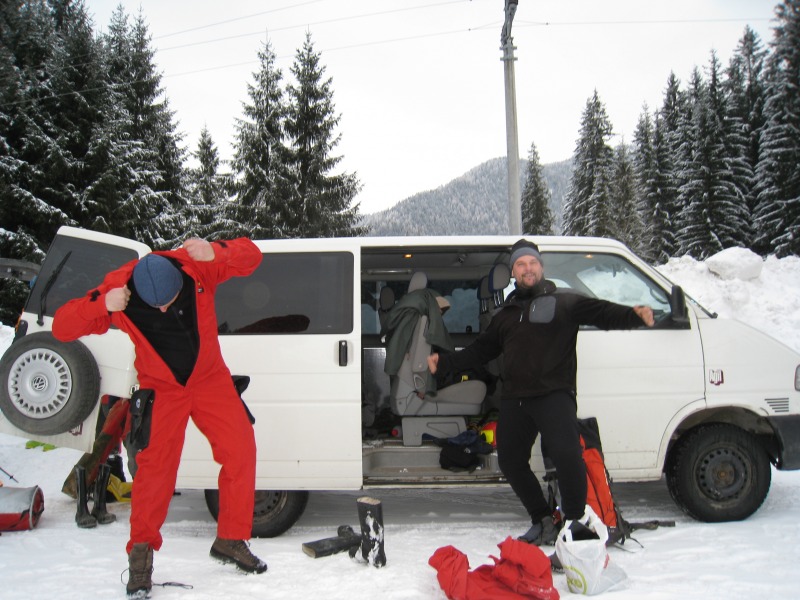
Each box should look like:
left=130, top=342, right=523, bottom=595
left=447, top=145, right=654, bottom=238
left=215, top=252, right=354, bottom=335
left=26, top=237, right=138, bottom=318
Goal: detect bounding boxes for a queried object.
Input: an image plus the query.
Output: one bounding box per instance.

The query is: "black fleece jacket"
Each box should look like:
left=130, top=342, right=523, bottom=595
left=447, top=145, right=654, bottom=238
left=438, top=280, right=646, bottom=400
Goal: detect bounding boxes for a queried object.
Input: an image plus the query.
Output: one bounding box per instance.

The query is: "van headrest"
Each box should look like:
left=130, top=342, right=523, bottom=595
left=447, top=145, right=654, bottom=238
left=379, top=286, right=395, bottom=311
left=408, top=271, right=427, bottom=293
left=489, top=263, right=511, bottom=292
left=477, top=276, right=491, bottom=300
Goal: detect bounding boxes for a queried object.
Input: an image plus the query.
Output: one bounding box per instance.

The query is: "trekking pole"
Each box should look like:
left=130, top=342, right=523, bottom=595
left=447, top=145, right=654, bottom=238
left=0, top=464, right=19, bottom=482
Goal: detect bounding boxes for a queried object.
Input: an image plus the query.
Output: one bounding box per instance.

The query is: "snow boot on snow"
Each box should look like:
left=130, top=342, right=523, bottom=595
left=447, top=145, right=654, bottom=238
left=91, top=463, right=116, bottom=524
left=74, top=465, right=97, bottom=529
left=518, top=514, right=559, bottom=546
left=210, top=538, right=267, bottom=574
left=126, top=543, right=153, bottom=599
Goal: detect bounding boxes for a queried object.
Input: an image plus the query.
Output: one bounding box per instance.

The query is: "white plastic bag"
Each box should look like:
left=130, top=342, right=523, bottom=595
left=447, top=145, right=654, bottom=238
left=555, top=506, right=627, bottom=595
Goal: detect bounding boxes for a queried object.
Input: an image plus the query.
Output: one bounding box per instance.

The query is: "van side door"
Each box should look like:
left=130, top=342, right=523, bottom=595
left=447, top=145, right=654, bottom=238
left=177, top=239, right=363, bottom=490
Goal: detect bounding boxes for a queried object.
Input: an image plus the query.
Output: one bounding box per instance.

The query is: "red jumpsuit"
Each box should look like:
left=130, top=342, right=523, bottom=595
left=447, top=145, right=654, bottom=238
left=53, top=239, right=262, bottom=553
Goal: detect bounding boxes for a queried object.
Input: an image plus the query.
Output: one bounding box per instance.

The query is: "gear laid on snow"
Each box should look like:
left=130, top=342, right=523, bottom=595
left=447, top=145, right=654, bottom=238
left=429, top=536, right=559, bottom=600
left=349, top=496, right=387, bottom=568
left=90, top=463, right=116, bottom=525
left=74, top=465, right=96, bottom=529
left=0, top=485, right=44, bottom=531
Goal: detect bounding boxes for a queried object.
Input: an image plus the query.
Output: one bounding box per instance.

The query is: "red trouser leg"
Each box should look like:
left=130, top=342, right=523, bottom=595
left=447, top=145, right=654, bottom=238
left=126, top=374, right=256, bottom=553
left=127, top=387, right=191, bottom=553
left=189, top=375, right=256, bottom=540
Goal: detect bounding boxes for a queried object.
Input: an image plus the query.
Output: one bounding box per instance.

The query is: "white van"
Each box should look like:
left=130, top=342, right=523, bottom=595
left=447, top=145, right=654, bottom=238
left=2, top=226, right=799, bottom=536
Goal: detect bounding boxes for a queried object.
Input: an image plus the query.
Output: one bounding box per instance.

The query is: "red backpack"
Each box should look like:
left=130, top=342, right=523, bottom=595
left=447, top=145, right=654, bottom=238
left=545, top=417, right=674, bottom=546
left=577, top=418, right=628, bottom=542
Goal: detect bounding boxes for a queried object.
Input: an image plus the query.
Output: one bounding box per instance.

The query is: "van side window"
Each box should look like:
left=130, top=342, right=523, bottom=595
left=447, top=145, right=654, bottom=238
left=436, top=280, right=479, bottom=334
left=359, top=280, right=480, bottom=336
left=216, top=252, right=354, bottom=335
left=25, top=237, right=138, bottom=318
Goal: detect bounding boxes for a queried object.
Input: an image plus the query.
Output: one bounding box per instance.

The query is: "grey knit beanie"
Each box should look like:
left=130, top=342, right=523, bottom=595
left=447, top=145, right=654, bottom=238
left=509, top=239, right=543, bottom=269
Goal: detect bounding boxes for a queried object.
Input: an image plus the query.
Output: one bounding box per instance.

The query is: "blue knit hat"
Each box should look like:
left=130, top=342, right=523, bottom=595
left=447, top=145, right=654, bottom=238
left=133, top=254, right=183, bottom=307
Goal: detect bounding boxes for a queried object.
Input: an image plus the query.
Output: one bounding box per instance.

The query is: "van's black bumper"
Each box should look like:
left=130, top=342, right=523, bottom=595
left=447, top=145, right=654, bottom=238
left=768, top=415, right=800, bottom=470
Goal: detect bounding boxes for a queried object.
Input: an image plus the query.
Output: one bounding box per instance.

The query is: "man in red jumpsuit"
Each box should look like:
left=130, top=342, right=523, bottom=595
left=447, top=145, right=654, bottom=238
left=53, top=237, right=265, bottom=599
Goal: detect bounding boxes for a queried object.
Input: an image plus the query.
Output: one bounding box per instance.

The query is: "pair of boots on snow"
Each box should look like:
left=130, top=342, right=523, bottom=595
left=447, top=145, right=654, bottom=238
left=518, top=510, right=599, bottom=546
left=74, top=463, right=116, bottom=528
left=126, top=538, right=267, bottom=599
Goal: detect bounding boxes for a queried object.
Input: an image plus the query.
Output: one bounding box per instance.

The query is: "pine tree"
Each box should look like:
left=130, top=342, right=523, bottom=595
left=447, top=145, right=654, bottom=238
left=184, top=127, right=230, bottom=239
left=284, top=32, right=364, bottom=237
left=609, top=142, right=643, bottom=251
left=102, top=8, right=185, bottom=247
left=655, top=72, right=685, bottom=258
left=725, top=26, right=768, bottom=247
left=754, top=0, right=800, bottom=257
left=632, top=108, right=656, bottom=259
left=677, top=54, right=750, bottom=259
left=45, top=0, right=111, bottom=232
left=0, top=1, right=67, bottom=324
left=0, top=0, right=66, bottom=249
left=563, top=90, right=615, bottom=237
left=231, top=40, right=293, bottom=239
left=520, top=141, right=554, bottom=235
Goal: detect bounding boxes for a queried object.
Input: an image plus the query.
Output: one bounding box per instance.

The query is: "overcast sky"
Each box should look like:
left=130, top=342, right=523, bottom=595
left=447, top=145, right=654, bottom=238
left=83, top=0, right=778, bottom=214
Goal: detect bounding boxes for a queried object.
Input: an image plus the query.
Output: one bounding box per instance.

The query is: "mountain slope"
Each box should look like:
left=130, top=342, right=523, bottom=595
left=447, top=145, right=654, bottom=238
left=361, top=157, right=572, bottom=236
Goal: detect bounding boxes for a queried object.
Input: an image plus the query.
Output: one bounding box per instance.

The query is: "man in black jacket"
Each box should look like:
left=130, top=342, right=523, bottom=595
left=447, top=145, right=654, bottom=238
left=428, top=239, right=654, bottom=545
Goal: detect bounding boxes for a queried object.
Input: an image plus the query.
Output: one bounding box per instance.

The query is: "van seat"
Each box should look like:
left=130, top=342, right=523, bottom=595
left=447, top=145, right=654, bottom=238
left=387, top=311, right=485, bottom=445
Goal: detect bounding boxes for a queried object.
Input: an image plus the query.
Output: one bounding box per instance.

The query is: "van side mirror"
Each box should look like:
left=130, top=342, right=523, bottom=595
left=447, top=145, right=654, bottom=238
left=670, top=285, right=689, bottom=325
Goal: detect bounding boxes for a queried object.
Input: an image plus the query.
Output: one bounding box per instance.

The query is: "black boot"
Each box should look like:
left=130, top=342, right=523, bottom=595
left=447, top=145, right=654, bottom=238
left=107, top=453, right=126, bottom=481
left=74, top=465, right=97, bottom=529
left=91, top=463, right=116, bottom=524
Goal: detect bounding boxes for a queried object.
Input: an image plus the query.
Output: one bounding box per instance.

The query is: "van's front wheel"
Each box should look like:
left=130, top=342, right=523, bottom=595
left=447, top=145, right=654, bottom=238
left=666, top=424, right=771, bottom=522
left=204, top=489, right=309, bottom=538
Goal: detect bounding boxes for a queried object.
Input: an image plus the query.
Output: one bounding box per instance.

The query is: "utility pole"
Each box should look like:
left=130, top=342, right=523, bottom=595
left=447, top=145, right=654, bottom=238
left=501, top=0, right=521, bottom=235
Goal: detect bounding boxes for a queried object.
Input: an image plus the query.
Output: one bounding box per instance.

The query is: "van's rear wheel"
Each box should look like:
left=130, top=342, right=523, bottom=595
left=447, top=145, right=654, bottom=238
left=0, top=332, right=100, bottom=435
left=204, top=489, right=309, bottom=538
left=666, top=424, right=770, bottom=522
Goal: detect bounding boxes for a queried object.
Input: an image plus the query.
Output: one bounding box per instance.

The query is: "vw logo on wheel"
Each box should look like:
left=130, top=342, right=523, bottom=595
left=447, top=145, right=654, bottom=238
left=31, top=375, right=48, bottom=392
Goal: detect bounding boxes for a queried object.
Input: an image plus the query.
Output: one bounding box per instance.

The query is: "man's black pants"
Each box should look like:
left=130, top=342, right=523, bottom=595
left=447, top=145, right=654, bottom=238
left=496, top=390, right=587, bottom=522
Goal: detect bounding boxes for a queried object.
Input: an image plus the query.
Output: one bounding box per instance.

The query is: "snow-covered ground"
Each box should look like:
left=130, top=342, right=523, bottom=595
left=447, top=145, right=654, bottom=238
left=1, top=248, right=799, bottom=599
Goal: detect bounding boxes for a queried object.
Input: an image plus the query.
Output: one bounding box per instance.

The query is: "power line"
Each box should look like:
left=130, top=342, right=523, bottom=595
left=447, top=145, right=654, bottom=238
left=515, top=17, right=772, bottom=28
left=155, top=0, right=327, bottom=40
left=156, top=0, right=470, bottom=53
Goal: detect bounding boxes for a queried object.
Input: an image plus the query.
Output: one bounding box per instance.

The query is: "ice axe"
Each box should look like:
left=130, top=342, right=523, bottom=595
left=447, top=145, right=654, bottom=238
left=0, top=464, right=19, bottom=483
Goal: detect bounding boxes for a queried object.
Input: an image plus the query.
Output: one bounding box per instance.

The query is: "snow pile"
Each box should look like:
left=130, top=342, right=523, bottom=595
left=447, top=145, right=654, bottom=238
left=656, top=250, right=800, bottom=353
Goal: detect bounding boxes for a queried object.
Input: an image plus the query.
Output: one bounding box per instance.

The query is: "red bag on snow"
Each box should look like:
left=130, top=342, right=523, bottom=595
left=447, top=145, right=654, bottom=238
left=429, top=536, right=559, bottom=600
left=0, top=485, right=44, bottom=531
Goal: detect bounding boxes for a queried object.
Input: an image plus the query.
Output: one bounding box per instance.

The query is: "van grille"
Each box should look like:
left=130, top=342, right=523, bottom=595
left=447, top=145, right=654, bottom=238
left=766, top=398, right=790, bottom=413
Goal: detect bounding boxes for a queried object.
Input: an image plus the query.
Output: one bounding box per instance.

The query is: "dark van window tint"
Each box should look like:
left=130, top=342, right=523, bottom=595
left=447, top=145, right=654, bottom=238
left=216, top=252, right=353, bottom=335
left=26, top=237, right=138, bottom=318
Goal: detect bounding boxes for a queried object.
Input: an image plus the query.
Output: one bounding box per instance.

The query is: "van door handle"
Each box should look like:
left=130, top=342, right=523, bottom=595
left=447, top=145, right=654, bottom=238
left=338, top=340, right=348, bottom=366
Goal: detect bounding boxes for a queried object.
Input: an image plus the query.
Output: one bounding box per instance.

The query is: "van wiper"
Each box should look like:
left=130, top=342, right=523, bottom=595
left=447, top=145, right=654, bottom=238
left=37, top=251, right=71, bottom=326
